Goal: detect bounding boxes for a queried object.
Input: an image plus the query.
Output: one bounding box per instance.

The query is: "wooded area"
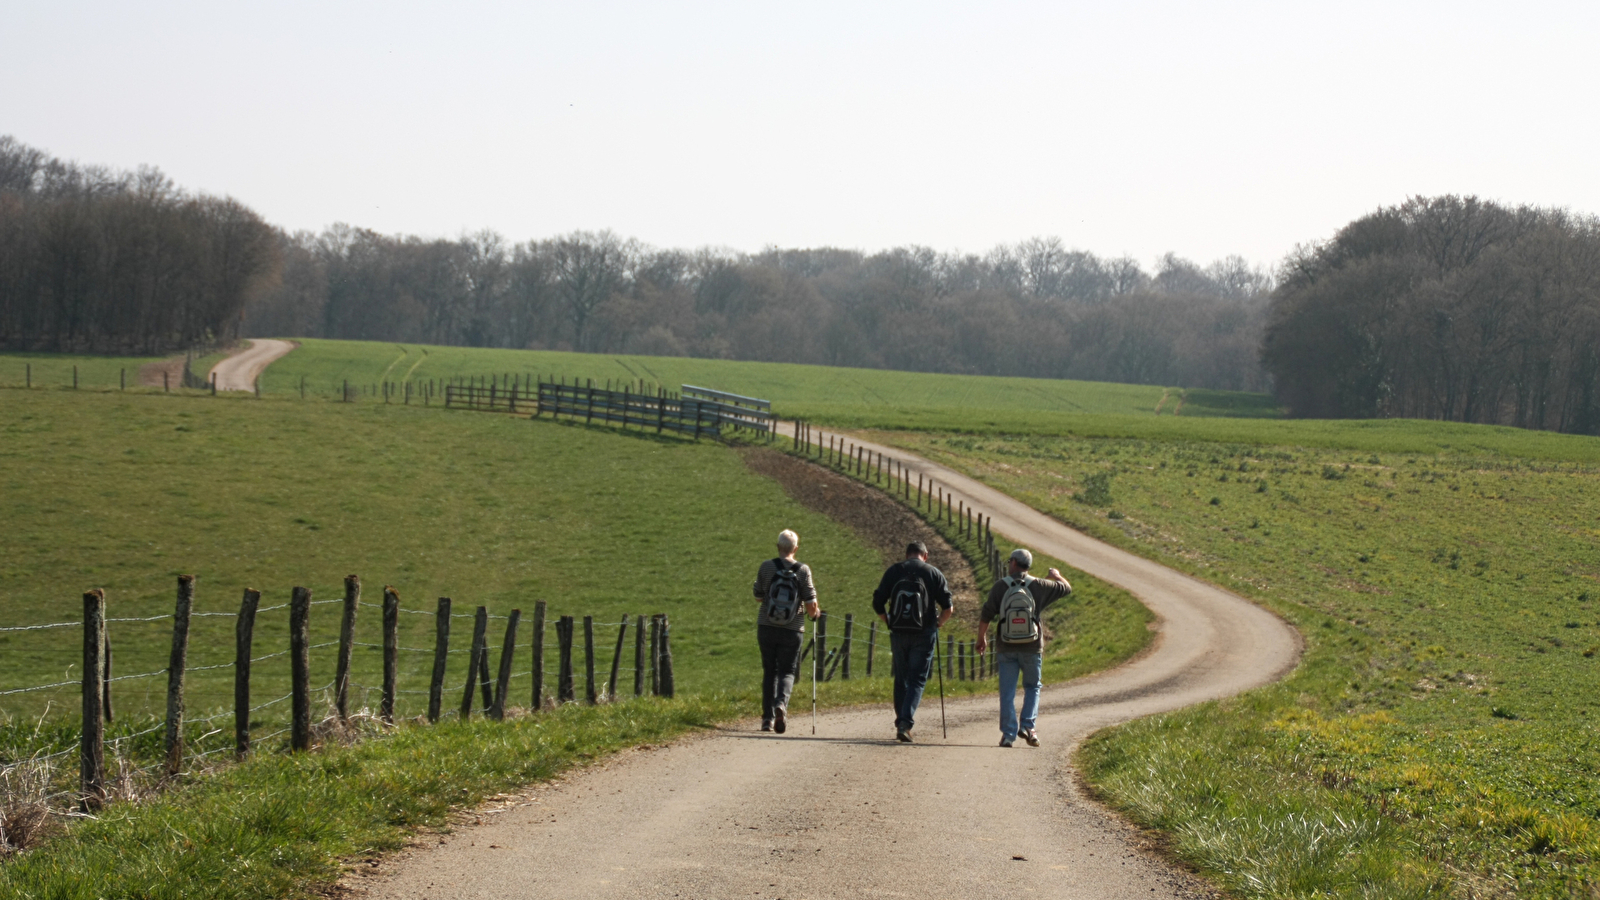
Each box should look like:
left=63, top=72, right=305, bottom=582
left=0, top=137, right=279, bottom=353
left=1263, top=195, right=1600, bottom=434
left=1, top=136, right=1274, bottom=389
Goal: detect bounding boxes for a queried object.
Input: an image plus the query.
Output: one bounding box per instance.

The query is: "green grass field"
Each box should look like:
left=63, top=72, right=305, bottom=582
left=0, top=384, right=1151, bottom=897
left=882, top=429, right=1600, bottom=897
left=250, top=338, right=1276, bottom=420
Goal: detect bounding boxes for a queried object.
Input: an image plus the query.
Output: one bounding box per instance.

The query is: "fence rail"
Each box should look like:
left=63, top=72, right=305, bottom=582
left=438, top=376, right=774, bottom=438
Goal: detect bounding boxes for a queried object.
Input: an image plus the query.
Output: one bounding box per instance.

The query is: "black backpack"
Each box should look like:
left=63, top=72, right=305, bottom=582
left=886, top=572, right=931, bottom=631
left=762, top=559, right=803, bottom=627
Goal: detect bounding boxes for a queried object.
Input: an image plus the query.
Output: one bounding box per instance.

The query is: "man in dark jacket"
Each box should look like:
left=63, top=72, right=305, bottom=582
left=977, top=548, right=1071, bottom=748
left=872, top=541, right=952, bottom=742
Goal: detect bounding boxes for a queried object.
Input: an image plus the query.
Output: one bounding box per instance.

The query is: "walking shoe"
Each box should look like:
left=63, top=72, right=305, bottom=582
left=896, top=728, right=913, bottom=743
left=999, top=738, right=1014, bottom=748
left=761, top=721, right=772, bottom=732
left=1022, top=728, right=1040, bottom=747
left=774, top=708, right=787, bottom=734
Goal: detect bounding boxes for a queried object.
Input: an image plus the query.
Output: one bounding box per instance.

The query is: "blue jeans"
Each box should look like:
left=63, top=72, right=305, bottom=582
left=890, top=628, right=939, bottom=731
left=997, top=651, right=1043, bottom=741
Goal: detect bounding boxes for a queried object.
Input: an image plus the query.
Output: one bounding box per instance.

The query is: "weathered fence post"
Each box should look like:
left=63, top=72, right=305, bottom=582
left=945, top=632, right=955, bottom=679
left=335, top=574, right=360, bottom=720
left=235, top=588, right=260, bottom=758
left=382, top=586, right=400, bottom=723
left=290, top=587, right=312, bottom=752
left=428, top=597, right=450, bottom=723
left=81, top=589, right=106, bottom=811
left=866, top=620, right=877, bottom=676
left=531, top=601, right=547, bottom=711
left=841, top=614, right=853, bottom=680
left=648, top=615, right=661, bottom=695
left=461, top=607, right=488, bottom=718
left=583, top=616, right=597, bottom=705
left=958, top=640, right=967, bottom=681
left=164, top=574, right=195, bottom=777
left=608, top=617, right=628, bottom=700
left=491, top=609, right=521, bottom=719
left=634, top=614, right=646, bottom=696
left=659, top=615, right=674, bottom=698
left=814, top=613, right=828, bottom=682
left=557, top=616, right=575, bottom=703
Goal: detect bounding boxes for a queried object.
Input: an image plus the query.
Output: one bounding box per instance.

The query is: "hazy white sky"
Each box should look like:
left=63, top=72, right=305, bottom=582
left=5, top=1, right=1596, bottom=269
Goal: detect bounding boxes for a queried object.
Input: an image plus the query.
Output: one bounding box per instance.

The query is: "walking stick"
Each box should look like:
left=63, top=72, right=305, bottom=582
left=935, top=630, right=947, bottom=739
left=812, top=626, right=819, bottom=736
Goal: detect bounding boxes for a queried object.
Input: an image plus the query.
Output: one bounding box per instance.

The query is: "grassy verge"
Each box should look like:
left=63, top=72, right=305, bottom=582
left=881, top=429, right=1600, bottom=897
left=0, top=697, right=736, bottom=900
left=0, top=352, right=168, bottom=390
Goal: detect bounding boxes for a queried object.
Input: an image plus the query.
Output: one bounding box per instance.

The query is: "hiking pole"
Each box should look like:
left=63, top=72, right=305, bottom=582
left=935, top=631, right=947, bottom=739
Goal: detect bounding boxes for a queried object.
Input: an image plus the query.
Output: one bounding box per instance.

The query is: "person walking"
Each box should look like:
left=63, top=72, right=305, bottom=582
left=753, top=529, right=820, bottom=733
left=872, top=541, right=953, bottom=742
left=977, top=548, right=1071, bottom=748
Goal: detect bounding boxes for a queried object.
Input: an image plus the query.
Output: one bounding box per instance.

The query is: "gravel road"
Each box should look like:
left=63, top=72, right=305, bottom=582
left=207, top=338, right=296, bottom=391
left=355, top=427, right=1300, bottom=900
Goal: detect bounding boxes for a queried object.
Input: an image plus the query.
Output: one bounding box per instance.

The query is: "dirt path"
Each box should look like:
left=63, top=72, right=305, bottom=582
left=207, top=338, right=296, bottom=391
left=355, top=429, right=1299, bottom=900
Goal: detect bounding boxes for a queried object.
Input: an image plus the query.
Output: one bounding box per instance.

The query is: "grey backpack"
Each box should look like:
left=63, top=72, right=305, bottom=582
left=762, top=560, right=803, bottom=627
left=997, top=575, right=1039, bottom=643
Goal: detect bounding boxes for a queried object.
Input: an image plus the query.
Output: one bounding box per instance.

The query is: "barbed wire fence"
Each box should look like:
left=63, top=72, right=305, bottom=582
left=0, top=575, right=675, bottom=845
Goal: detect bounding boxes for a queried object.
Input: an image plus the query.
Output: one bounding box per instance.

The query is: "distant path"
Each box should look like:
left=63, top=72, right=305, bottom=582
left=361, top=428, right=1300, bottom=900
left=208, top=339, right=295, bottom=392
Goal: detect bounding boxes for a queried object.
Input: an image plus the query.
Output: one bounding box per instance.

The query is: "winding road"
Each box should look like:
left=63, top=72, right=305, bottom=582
left=207, top=338, right=296, bottom=392
left=357, top=427, right=1300, bottom=899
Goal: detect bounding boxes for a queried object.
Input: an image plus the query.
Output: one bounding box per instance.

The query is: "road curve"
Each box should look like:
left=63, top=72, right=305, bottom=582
left=358, top=428, right=1300, bottom=900
left=207, top=339, right=296, bottom=392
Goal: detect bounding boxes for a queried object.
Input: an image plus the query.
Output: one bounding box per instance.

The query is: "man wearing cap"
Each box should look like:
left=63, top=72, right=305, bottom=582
left=872, top=541, right=953, bottom=743
left=976, top=548, right=1072, bottom=748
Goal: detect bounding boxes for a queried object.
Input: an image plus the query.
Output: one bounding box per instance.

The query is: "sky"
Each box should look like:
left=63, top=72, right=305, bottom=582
left=4, top=0, right=1596, bottom=270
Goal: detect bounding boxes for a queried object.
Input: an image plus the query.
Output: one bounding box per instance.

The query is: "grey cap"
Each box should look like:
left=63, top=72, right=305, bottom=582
left=1009, top=548, right=1033, bottom=569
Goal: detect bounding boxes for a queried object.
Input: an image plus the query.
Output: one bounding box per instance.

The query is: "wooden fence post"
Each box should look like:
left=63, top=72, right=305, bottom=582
left=945, top=632, right=955, bottom=679
left=80, top=589, right=106, bottom=811
left=290, top=587, right=312, bottom=752
left=608, top=617, right=627, bottom=701
left=648, top=615, right=660, bottom=695
left=958, top=640, right=967, bottom=681
left=634, top=614, right=646, bottom=696
left=235, top=588, right=259, bottom=758
left=531, top=601, right=547, bottom=711
left=164, top=574, right=195, bottom=777
left=583, top=616, right=597, bottom=705
left=382, top=587, right=400, bottom=723
left=557, top=616, right=575, bottom=703
left=841, top=614, right=853, bottom=680
left=866, top=620, right=877, bottom=676
left=335, top=574, right=360, bottom=720
left=814, top=613, right=827, bottom=682
left=491, top=609, right=521, bottom=719
left=461, top=607, right=488, bottom=718
left=429, top=597, right=450, bottom=723
left=659, top=615, right=674, bottom=698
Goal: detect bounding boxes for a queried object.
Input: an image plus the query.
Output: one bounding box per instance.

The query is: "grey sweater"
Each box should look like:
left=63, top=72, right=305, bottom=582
left=753, top=557, right=818, bottom=632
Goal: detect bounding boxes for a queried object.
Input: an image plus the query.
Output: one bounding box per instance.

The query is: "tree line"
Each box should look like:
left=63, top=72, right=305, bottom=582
left=245, top=228, right=1276, bottom=391
left=1263, top=195, right=1600, bottom=434
left=0, top=136, right=279, bottom=354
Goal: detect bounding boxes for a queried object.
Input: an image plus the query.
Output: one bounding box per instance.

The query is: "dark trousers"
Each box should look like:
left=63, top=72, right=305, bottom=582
left=758, top=625, right=803, bottom=724
left=890, top=628, right=940, bottom=731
